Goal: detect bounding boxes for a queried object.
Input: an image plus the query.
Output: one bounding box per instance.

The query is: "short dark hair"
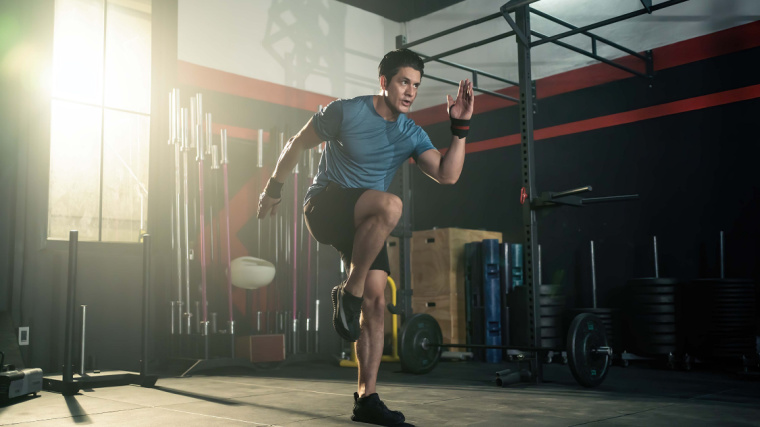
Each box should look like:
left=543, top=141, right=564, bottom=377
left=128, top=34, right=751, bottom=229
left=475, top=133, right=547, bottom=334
left=378, top=49, right=424, bottom=82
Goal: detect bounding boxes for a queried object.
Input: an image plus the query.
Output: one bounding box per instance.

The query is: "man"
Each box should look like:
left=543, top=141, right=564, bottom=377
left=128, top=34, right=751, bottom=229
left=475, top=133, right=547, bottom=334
left=258, top=48, right=473, bottom=426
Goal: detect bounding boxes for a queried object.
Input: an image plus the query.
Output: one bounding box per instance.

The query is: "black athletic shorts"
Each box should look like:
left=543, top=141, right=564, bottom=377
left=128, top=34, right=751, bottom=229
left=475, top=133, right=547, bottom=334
left=303, top=182, right=391, bottom=275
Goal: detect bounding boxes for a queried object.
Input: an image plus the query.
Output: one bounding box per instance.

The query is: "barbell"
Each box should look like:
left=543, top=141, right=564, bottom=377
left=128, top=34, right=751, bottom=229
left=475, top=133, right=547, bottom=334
left=398, top=312, right=612, bottom=387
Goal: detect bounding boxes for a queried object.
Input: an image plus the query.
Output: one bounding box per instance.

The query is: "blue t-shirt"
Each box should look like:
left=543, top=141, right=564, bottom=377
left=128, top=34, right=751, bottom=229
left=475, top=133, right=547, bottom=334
left=304, top=95, right=435, bottom=204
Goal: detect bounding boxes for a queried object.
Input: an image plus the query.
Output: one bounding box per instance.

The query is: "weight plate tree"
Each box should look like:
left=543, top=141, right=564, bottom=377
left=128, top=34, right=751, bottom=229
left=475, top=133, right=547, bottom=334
left=399, top=312, right=612, bottom=388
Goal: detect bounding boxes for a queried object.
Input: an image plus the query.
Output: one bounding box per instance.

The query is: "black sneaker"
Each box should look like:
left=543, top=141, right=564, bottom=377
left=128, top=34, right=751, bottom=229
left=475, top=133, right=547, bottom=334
left=351, top=392, right=405, bottom=426
left=332, top=282, right=363, bottom=342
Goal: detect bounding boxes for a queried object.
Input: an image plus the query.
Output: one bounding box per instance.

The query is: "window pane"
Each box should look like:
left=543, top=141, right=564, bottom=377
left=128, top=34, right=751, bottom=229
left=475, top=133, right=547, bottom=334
left=48, top=100, right=102, bottom=241
left=52, top=0, right=104, bottom=104
left=104, top=0, right=152, bottom=113
left=101, top=109, right=150, bottom=242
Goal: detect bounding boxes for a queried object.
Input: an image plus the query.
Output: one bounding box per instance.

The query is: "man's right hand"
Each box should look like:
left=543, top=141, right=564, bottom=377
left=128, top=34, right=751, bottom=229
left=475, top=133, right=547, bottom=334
left=257, top=192, right=281, bottom=219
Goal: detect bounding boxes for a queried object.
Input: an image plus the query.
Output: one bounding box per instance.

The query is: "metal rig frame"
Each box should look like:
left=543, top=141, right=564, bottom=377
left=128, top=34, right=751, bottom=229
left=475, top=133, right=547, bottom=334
left=394, top=0, right=689, bottom=382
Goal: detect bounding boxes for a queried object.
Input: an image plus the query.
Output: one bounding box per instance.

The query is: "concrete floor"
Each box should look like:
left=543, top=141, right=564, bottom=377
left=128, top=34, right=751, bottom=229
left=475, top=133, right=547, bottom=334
left=1, top=359, right=759, bottom=426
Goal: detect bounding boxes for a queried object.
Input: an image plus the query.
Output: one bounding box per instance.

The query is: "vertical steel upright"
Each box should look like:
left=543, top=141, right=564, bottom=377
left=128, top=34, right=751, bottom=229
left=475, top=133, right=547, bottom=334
left=141, top=234, right=150, bottom=377
left=63, top=230, right=78, bottom=384
left=399, top=162, right=414, bottom=320
left=508, top=3, right=542, bottom=382
left=396, top=35, right=415, bottom=321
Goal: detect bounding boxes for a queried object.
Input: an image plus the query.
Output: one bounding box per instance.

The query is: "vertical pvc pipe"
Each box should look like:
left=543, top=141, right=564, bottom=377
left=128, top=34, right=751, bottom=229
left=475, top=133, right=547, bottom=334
left=221, top=129, right=235, bottom=355
left=292, top=139, right=298, bottom=335
left=189, top=97, right=196, bottom=149
left=197, top=125, right=209, bottom=347
left=174, top=118, right=183, bottom=334
left=182, top=108, right=191, bottom=335
left=63, top=230, right=78, bottom=384
left=205, top=113, right=212, bottom=156
left=196, top=94, right=204, bottom=152
left=141, top=234, right=150, bottom=377
left=257, top=129, right=264, bottom=168
left=195, top=301, right=200, bottom=334
left=169, top=91, right=175, bottom=143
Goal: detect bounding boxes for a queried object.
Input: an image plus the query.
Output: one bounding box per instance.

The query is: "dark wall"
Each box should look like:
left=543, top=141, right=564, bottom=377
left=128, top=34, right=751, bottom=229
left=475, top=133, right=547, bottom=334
left=413, top=44, right=760, bottom=310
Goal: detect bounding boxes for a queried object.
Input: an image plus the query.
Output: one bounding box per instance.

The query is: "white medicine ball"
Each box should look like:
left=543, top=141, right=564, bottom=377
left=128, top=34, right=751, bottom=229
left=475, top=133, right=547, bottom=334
left=230, top=256, right=275, bottom=289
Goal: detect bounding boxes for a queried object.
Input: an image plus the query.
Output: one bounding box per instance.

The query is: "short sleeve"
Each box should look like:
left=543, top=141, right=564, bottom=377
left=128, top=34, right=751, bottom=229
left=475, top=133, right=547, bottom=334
left=311, top=99, right=343, bottom=142
left=411, top=128, right=436, bottom=161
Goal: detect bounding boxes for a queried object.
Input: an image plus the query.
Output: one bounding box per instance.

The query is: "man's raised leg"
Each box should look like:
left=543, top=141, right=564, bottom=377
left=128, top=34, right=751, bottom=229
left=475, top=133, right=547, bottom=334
left=332, top=190, right=401, bottom=342
left=346, top=190, right=402, bottom=297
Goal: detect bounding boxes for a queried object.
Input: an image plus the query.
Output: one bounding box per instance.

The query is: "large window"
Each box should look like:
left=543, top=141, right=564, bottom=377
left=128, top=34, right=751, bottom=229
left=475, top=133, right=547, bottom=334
left=49, top=0, right=151, bottom=242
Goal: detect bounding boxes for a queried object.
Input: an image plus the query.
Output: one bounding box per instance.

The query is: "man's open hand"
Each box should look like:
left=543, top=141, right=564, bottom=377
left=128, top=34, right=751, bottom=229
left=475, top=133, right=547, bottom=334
left=447, top=79, right=474, bottom=121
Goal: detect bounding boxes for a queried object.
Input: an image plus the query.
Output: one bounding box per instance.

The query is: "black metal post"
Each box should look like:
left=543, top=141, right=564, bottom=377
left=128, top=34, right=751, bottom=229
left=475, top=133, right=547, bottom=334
left=63, top=230, right=78, bottom=383
left=510, top=3, right=543, bottom=383
left=396, top=36, right=415, bottom=322
left=400, top=162, right=414, bottom=322
left=141, top=234, right=150, bottom=377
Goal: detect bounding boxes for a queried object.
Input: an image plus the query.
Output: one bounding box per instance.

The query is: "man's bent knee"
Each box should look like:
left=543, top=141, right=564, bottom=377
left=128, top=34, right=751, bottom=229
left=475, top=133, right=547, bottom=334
left=355, top=191, right=403, bottom=229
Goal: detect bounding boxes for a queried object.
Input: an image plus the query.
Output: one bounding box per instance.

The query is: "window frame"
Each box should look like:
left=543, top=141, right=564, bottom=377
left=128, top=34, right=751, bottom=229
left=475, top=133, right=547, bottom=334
left=47, top=0, right=152, bottom=244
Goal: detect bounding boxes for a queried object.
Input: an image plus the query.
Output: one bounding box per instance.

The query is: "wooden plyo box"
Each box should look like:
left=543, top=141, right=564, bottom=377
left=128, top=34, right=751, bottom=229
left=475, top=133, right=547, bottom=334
left=411, top=228, right=502, bottom=344
left=235, top=334, right=285, bottom=363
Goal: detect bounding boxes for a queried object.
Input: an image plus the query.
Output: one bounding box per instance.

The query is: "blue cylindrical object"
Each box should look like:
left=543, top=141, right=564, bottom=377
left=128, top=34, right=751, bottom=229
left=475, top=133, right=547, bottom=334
left=510, top=243, right=524, bottom=288
left=482, top=239, right=502, bottom=363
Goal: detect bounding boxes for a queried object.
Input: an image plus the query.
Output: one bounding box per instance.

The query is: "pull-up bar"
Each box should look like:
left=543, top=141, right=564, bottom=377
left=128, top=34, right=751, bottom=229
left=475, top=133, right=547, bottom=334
left=398, top=0, right=691, bottom=85
left=424, top=74, right=519, bottom=103
left=530, top=0, right=690, bottom=49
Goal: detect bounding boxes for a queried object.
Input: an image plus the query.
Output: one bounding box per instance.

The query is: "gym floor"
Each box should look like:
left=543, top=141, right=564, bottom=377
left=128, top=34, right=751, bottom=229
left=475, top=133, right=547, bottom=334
left=1, top=359, right=759, bottom=426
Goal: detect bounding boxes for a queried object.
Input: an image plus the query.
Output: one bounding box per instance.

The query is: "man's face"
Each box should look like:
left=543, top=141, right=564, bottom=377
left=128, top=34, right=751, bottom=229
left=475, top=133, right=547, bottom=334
left=382, top=66, right=421, bottom=115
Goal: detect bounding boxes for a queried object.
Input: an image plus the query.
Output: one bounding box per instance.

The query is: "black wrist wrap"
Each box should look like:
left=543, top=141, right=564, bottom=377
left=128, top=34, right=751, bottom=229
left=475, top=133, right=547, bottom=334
left=450, top=117, right=470, bottom=138
left=264, top=177, right=284, bottom=199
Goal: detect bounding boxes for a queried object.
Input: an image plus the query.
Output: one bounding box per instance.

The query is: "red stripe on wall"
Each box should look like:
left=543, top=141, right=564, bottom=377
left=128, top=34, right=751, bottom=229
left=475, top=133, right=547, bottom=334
left=456, top=84, right=760, bottom=155
left=177, top=21, right=760, bottom=122
left=410, top=20, right=760, bottom=127
left=178, top=61, right=335, bottom=112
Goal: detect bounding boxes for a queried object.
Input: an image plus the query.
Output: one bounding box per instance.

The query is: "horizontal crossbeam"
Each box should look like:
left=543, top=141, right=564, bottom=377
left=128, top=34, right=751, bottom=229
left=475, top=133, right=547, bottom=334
left=424, top=74, right=519, bottom=103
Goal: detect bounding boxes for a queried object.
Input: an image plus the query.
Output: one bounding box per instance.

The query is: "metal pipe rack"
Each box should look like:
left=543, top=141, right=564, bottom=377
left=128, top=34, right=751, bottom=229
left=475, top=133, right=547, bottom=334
left=394, top=0, right=688, bottom=383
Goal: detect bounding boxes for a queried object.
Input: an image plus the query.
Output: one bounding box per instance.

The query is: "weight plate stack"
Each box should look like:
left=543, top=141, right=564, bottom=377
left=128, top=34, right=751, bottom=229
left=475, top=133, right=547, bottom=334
left=568, top=308, right=620, bottom=353
left=540, top=285, right=566, bottom=349
left=624, top=278, right=681, bottom=357
left=683, top=279, right=757, bottom=363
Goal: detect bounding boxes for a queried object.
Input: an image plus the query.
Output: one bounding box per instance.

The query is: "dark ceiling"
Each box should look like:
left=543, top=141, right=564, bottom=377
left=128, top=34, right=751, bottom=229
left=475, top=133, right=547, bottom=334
left=335, top=0, right=467, bottom=22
